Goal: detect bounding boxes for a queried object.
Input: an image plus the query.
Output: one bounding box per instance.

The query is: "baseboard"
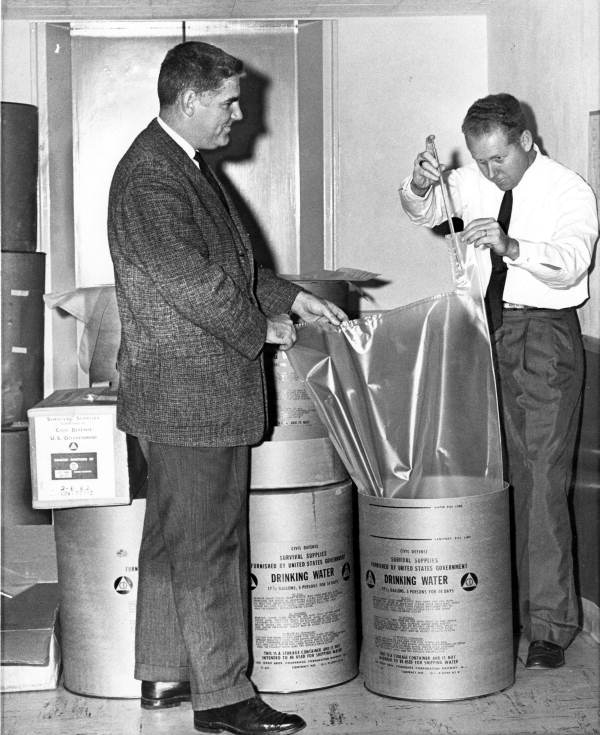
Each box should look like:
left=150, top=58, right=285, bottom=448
left=581, top=596, right=600, bottom=643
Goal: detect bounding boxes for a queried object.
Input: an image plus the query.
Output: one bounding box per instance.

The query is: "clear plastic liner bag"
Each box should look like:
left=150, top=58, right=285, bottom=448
left=287, top=237, right=503, bottom=498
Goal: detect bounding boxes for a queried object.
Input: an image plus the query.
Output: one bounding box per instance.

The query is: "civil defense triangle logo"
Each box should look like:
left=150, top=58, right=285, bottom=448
left=114, top=576, right=133, bottom=594
left=460, top=572, right=478, bottom=591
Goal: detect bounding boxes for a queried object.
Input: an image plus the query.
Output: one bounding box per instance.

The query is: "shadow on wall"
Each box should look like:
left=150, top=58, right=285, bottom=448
left=203, top=65, right=276, bottom=271
left=521, top=101, right=549, bottom=157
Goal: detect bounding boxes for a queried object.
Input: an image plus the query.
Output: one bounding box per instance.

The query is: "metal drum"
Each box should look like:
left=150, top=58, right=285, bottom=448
left=359, top=476, right=513, bottom=701
left=249, top=479, right=358, bottom=692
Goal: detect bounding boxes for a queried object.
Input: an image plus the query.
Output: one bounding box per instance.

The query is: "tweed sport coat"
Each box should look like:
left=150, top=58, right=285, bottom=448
left=107, top=119, right=301, bottom=446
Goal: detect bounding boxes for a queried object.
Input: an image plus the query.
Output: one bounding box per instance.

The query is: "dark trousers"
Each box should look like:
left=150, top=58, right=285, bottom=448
left=494, top=308, right=583, bottom=648
left=134, top=443, right=256, bottom=709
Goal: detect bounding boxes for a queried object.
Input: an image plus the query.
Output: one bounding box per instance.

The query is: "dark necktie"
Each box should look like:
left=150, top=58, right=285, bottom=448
left=484, top=189, right=513, bottom=332
left=194, top=151, right=230, bottom=213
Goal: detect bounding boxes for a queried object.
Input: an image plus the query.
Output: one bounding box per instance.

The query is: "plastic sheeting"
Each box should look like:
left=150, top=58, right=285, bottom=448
left=287, top=237, right=503, bottom=498
left=44, top=286, right=120, bottom=385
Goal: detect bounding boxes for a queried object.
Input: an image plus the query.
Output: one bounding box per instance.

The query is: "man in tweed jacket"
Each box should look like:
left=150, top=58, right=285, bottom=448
left=107, top=41, right=345, bottom=735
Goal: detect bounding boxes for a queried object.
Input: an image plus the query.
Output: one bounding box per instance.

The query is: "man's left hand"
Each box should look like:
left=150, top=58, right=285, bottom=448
left=461, top=217, right=520, bottom=260
left=291, top=291, right=348, bottom=326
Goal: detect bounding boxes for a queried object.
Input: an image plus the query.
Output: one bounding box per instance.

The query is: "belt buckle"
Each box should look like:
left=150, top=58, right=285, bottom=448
left=503, top=302, right=527, bottom=310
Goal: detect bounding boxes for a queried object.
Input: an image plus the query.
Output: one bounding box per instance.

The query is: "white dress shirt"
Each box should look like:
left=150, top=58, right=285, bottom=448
left=400, top=145, right=598, bottom=309
left=156, top=116, right=199, bottom=167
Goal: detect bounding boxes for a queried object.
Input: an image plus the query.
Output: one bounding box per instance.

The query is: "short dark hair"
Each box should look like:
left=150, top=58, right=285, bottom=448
left=158, top=41, right=244, bottom=107
left=461, top=93, right=528, bottom=144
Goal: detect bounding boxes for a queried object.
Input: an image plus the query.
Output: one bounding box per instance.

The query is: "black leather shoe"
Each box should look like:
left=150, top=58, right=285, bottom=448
left=193, top=696, right=306, bottom=734
left=141, top=680, right=191, bottom=709
left=525, top=640, right=565, bottom=669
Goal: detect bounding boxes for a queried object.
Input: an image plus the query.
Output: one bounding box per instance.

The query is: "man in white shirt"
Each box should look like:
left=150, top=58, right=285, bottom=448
left=399, top=93, right=598, bottom=670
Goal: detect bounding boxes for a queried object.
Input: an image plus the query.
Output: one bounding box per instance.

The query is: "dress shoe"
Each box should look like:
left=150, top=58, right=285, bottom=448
left=525, top=640, right=565, bottom=669
left=193, top=696, right=306, bottom=734
left=141, top=680, right=191, bottom=709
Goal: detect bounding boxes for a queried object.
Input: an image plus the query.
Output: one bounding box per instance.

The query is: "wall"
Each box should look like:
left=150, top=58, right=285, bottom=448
left=332, top=16, right=488, bottom=311
left=1, top=20, right=36, bottom=104
left=69, top=21, right=324, bottom=287
left=70, top=24, right=184, bottom=287
left=488, top=0, right=598, bottom=177
left=487, top=0, right=600, bottom=338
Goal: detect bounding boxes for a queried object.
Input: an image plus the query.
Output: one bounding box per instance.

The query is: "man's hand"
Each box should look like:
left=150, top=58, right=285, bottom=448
left=461, top=217, right=520, bottom=260
left=266, top=314, right=296, bottom=351
left=410, top=136, right=441, bottom=196
left=291, top=291, right=348, bottom=326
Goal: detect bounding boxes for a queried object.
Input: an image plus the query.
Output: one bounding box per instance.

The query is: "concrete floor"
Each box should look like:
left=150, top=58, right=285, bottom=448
left=1, top=633, right=598, bottom=735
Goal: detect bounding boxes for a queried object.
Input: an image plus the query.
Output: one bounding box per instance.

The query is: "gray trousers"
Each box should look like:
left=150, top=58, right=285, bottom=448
left=494, top=307, right=583, bottom=648
left=134, top=442, right=256, bottom=709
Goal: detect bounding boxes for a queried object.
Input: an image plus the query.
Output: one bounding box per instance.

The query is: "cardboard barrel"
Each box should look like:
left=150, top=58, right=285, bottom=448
left=1, top=102, right=38, bottom=252
left=250, top=424, right=347, bottom=489
left=2, top=251, right=45, bottom=424
left=249, top=479, right=357, bottom=692
left=53, top=500, right=146, bottom=698
left=268, top=278, right=349, bottom=429
left=359, top=477, right=513, bottom=701
left=270, top=348, right=322, bottom=427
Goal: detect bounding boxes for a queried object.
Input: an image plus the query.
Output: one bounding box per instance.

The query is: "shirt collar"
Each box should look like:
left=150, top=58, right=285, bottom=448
left=515, top=142, right=542, bottom=190
left=156, top=116, right=198, bottom=165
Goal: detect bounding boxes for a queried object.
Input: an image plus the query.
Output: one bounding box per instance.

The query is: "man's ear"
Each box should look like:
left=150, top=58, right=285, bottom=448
left=180, top=89, right=197, bottom=118
left=520, top=129, right=534, bottom=152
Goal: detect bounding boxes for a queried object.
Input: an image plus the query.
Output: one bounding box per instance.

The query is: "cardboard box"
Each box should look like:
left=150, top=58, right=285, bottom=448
left=1, top=583, right=61, bottom=692
left=1, top=525, right=58, bottom=598
left=27, top=387, right=131, bottom=509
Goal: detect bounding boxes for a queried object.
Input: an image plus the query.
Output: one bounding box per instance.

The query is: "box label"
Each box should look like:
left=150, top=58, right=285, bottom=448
left=51, top=453, right=98, bottom=480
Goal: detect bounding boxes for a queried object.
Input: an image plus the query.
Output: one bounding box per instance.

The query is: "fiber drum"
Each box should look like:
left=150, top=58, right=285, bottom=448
left=249, top=479, right=357, bottom=692
left=250, top=424, right=347, bottom=489
left=359, top=477, right=513, bottom=701
left=1, top=102, right=38, bottom=252
left=53, top=499, right=146, bottom=698
left=2, top=251, right=46, bottom=424
left=270, top=348, right=322, bottom=427
left=269, top=278, right=349, bottom=429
